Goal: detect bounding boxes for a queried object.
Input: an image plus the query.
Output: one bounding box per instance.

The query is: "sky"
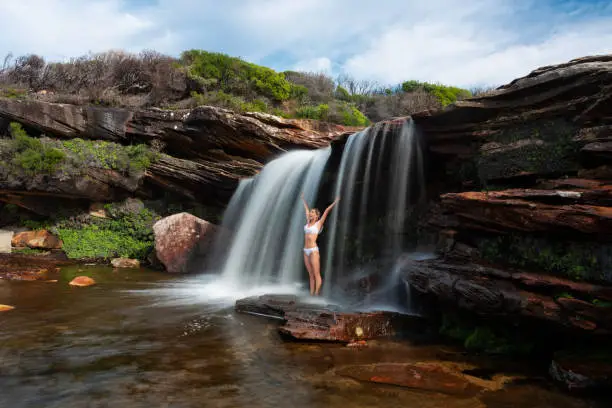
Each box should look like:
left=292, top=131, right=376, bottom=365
left=1, top=0, right=612, bottom=88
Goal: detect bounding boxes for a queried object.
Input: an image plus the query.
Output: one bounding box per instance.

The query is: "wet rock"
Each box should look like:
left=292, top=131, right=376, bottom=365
left=153, top=212, right=218, bottom=273
left=69, top=276, right=96, bottom=287
left=402, top=257, right=612, bottom=334
left=432, top=188, right=612, bottom=236
left=111, top=257, right=141, bottom=269
left=0, top=304, right=15, bottom=312
left=550, top=353, right=612, bottom=392
left=11, top=230, right=63, bottom=250
left=0, top=253, right=67, bottom=281
left=336, top=362, right=484, bottom=396
left=235, top=294, right=423, bottom=342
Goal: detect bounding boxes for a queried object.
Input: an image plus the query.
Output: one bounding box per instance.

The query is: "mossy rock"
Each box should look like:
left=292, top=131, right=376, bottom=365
left=477, top=234, right=612, bottom=283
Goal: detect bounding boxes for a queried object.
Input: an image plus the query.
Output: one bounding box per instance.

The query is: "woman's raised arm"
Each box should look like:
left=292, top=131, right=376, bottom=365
left=318, top=196, right=340, bottom=227
left=301, top=192, right=310, bottom=220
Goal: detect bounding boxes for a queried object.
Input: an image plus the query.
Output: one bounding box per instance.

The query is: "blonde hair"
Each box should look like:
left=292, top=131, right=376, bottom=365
left=311, top=208, right=320, bottom=219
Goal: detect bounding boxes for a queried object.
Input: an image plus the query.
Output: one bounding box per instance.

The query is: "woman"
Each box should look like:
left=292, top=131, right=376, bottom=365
left=301, top=193, right=340, bottom=296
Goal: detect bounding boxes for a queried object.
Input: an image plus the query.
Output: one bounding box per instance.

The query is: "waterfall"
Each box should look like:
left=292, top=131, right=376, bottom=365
left=321, top=119, right=424, bottom=298
left=209, top=118, right=424, bottom=302
left=216, top=147, right=331, bottom=287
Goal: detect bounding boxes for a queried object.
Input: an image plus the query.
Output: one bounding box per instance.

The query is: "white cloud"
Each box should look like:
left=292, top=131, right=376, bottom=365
left=0, top=0, right=174, bottom=60
left=1, top=0, right=611, bottom=87
left=343, top=14, right=612, bottom=87
left=292, top=57, right=333, bottom=74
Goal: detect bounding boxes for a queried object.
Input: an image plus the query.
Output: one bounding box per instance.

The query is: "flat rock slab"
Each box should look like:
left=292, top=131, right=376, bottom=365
left=235, top=294, right=423, bottom=342
left=336, top=362, right=484, bottom=396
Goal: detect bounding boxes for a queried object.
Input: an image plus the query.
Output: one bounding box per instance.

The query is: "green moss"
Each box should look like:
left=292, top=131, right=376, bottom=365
left=478, top=235, right=608, bottom=282
left=55, top=206, right=159, bottom=260
left=476, top=118, right=579, bottom=181
left=592, top=298, right=612, bottom=308
left=440, top=315, right=534, bottom=355
left=12, top=247, right=47, bottom=255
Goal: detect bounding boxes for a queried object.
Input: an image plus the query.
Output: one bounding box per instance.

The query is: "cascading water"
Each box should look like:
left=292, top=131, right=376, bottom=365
left=208, top=118, right=425, bottom=305
left=321, top=119, right=425, bottom=299
left=215, top=147, right=331, bottom=287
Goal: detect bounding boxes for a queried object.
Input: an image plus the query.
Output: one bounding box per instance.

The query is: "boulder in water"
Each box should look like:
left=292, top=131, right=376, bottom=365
left=111, top=257, right=140, bottom=269
left=0, top=304, right=15, bottom=312
left=11, top=230, right=63, bottom=250
left=69, top=276, right=96, bottom=287
left=153, top=212, right=218, bottom=273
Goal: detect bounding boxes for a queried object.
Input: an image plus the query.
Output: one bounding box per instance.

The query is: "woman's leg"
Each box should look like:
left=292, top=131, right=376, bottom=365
left=311, top=250, right=322, bottom=296
left=303, top=252, right=315, bottom=295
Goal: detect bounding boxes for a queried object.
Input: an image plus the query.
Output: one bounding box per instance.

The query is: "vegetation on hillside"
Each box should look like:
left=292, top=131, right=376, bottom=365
left=0, top=122, right=158, bottom=177
left=0, top=50, right=478, bottom=124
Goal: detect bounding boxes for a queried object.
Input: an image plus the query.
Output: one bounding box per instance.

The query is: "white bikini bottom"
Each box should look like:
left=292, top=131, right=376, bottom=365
left=303, top=247, right=319, bottom=255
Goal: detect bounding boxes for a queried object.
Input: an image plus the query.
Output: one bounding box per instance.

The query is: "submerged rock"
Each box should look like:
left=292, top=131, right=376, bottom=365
left=111, top=258, right=141, bottom=269
left=153, top=212, right=218, bottom=273
left=336, top=362, right=484, bottom=396
left=12, top=230, right=63, bottom=250
left=69, top=276, right=96, bottom=287
left=235, top=294, right=424, bottom=342
left=550, top=352, right=612, bottom=392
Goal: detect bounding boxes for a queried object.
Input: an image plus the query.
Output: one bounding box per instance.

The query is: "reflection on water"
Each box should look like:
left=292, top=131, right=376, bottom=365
left=0, top=266, right=608, bottom=408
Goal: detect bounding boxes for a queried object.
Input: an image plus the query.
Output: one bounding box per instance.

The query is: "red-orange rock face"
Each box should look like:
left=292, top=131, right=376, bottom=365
left=152, top=212, right=218, bottom=273
left=11, top=230, right=63, bottom=250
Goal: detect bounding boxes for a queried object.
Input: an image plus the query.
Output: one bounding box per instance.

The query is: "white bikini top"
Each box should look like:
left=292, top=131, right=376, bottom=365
left=304, top=222, right=322, bottom=235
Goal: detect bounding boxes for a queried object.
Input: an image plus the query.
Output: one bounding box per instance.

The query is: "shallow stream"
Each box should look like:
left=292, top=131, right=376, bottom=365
left=0, top=266, right=608, bottom=408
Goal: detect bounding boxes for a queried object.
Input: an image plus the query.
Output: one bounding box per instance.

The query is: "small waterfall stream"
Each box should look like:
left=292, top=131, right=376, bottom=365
left=208, top=118, right=425, bottom=307
left=216, top=148, right=331, bottom=287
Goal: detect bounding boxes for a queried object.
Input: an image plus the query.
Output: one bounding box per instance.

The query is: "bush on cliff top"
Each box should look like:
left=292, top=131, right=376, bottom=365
left=0, top=49, right=473, bottom=124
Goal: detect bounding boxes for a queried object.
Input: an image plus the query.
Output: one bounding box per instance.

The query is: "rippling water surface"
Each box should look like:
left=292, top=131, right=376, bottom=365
left=0, top=266, right=608, bottom=408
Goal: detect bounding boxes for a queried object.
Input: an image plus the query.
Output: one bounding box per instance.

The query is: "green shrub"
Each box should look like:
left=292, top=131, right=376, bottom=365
left=294, top=102, right=369, bottom=126
left=0, top=87, right=27, bottom=98
left=56, top=205, right=160, bottom=260
left=401, top=80, right=471, bottom=106
left=57, top=226, right=152, bottom=259
left=61, top=138, right=158, bottom=175
left=295, top=104, right=329, bottom=120
left=9, top=122, right=66, bottom=175
left=181, top=50, right=300, bottom=102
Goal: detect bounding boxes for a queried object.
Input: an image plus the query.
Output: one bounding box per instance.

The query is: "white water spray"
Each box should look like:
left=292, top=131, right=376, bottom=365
left=206, top=118, right=424, bottom=307
left=217, top=147, right=331, bottom=287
